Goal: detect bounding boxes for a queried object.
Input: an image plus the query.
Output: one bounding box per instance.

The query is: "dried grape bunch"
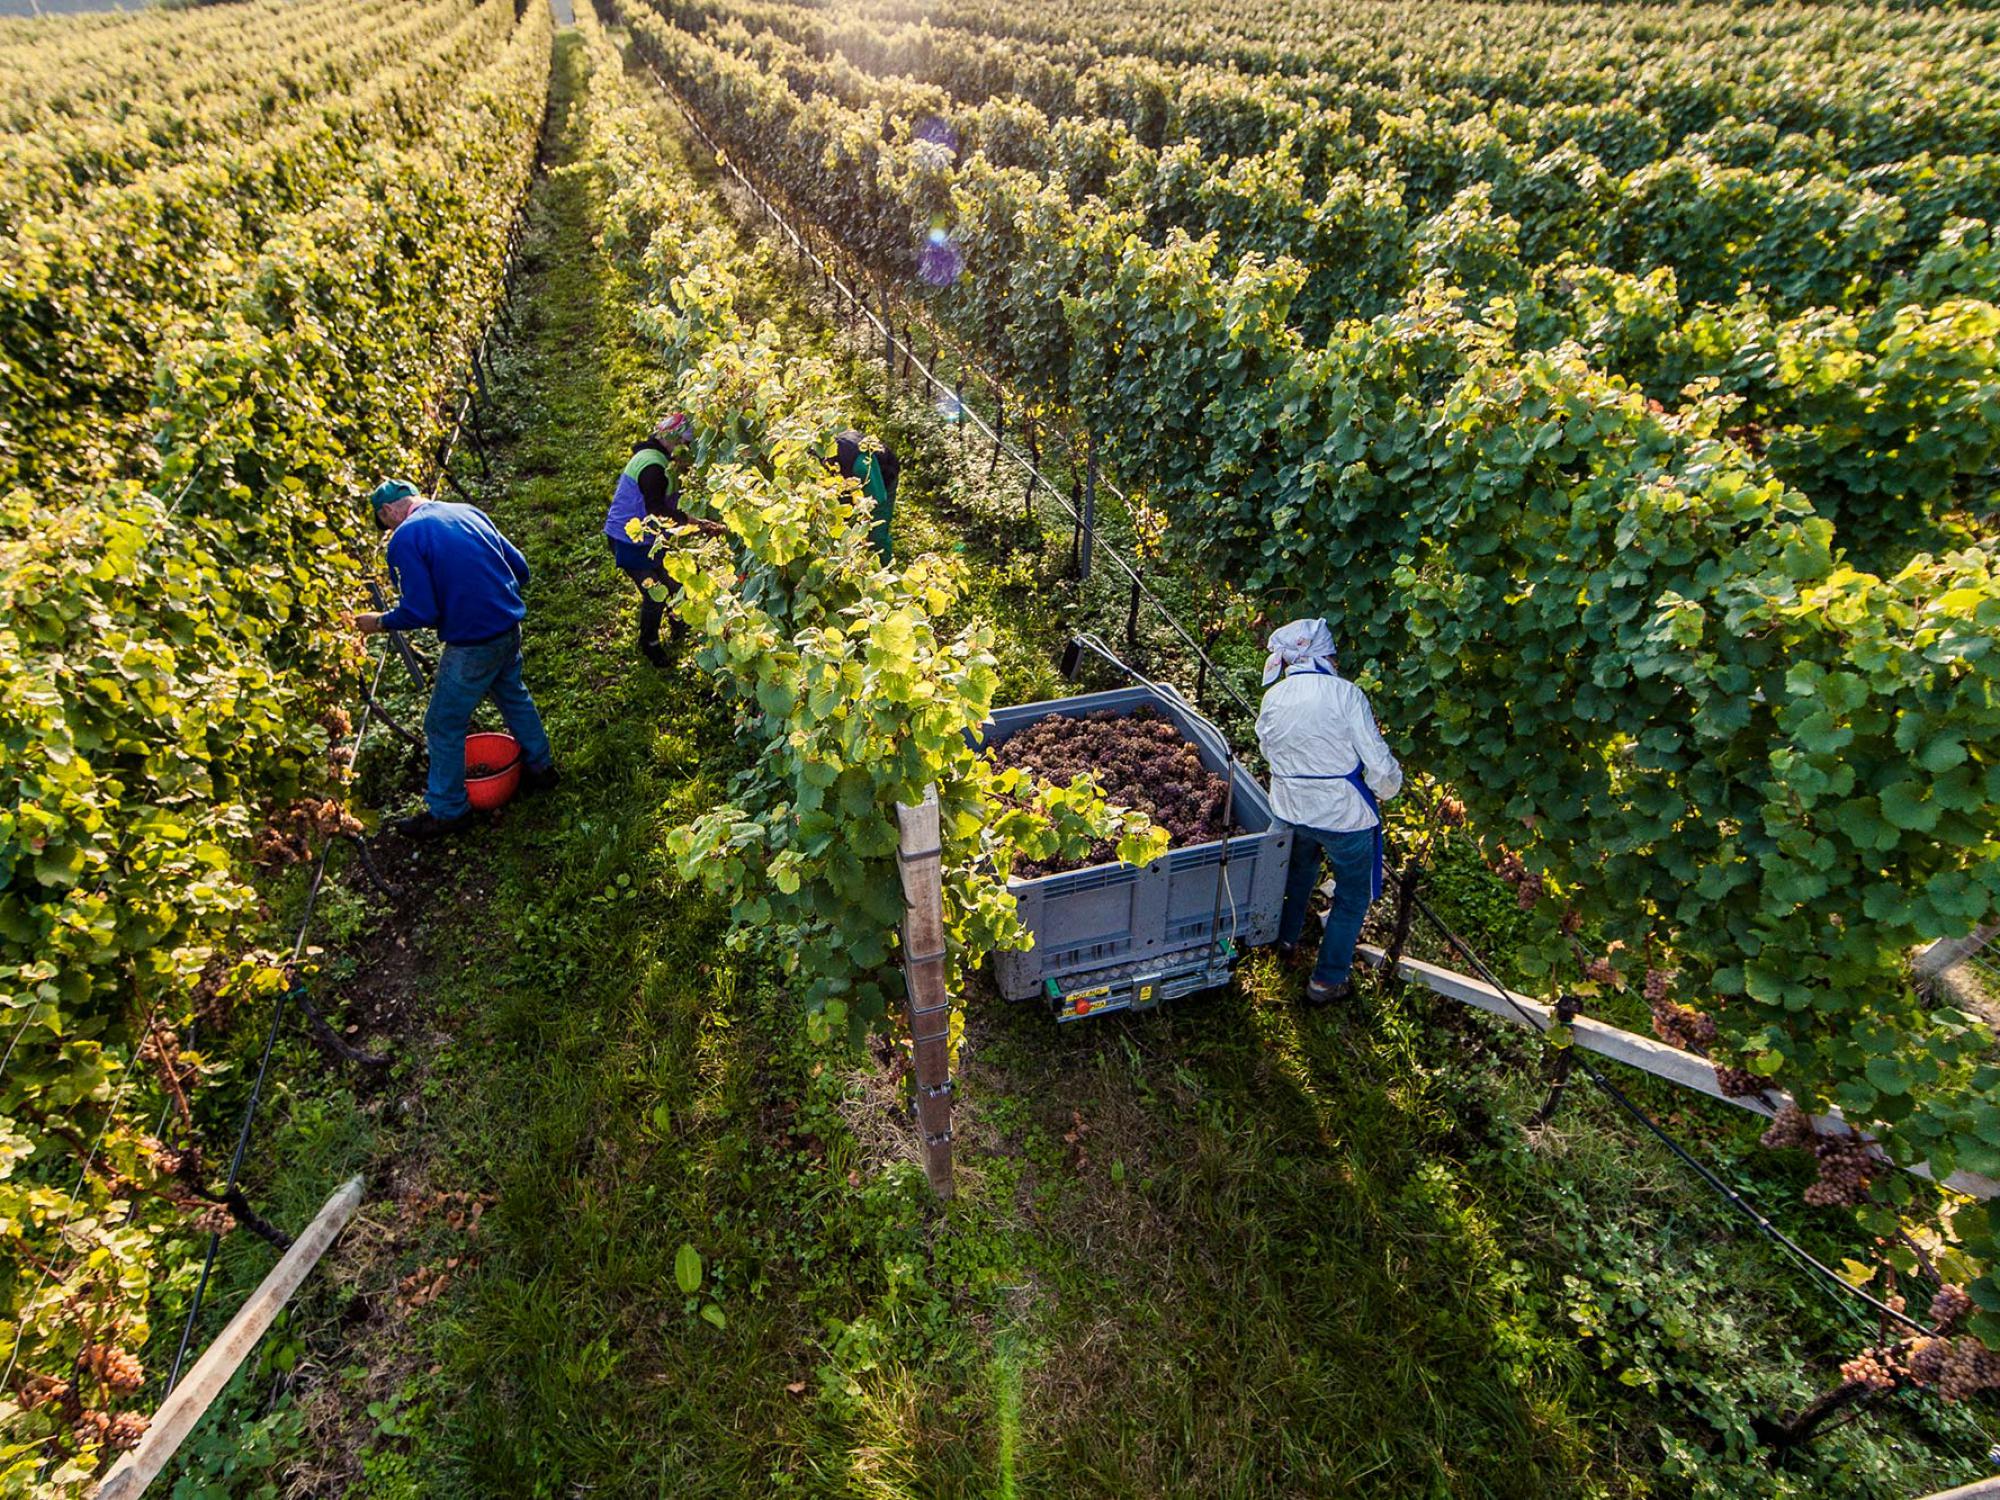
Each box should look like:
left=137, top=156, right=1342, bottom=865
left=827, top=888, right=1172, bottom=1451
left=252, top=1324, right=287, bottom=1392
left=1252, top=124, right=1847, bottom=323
left=77, top=1345, right=143, bottom=1395
left=1841, top=1345, right=1905, bottom=1392
left=1650, top=999, right=1717, bottom=1054
left=1932, top=1284, right=1975, bottom=1332
left=17, top=1374, right=73, bottom=1413
left=1804, top=1132, right=1876, bottom=1206
left=1713, top=1065, right=1766, bottom=1099
left=989, top=707, right=1232, bottom=876
left=1760, top=1103, right=1816, bottom=1150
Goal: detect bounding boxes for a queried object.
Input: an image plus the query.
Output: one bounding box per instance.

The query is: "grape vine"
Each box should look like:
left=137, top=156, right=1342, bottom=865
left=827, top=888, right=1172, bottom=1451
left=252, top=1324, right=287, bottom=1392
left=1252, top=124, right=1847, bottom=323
left=0, top=1, right=552, bottom=1482
left=570, top=2, right=1164, bottom=1060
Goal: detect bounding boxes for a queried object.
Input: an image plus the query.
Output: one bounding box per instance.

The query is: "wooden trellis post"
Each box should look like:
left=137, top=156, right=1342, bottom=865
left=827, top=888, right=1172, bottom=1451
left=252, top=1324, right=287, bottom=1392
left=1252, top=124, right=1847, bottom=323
left=1080, top=432, right=1098, bottom=582
left=896, top=787, right=955, bottom=1199
left=96, top=1176, right=364, bottom=1500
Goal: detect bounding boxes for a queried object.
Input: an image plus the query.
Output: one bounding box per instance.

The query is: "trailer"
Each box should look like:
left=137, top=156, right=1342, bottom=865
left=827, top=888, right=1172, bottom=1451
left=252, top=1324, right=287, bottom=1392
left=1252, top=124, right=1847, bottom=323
left=976, top=684, right=1293, bottom=1022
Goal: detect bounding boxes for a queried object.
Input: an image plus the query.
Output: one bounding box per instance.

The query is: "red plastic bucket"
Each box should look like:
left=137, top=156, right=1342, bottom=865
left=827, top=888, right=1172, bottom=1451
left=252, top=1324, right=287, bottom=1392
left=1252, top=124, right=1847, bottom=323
left=464, top=731, right=523, bottom=811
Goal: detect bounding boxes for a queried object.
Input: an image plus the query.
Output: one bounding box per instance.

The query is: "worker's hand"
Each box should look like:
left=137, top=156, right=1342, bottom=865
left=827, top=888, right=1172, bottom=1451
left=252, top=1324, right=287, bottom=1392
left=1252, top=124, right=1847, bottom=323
left=352, top=612, right=383, bottom=636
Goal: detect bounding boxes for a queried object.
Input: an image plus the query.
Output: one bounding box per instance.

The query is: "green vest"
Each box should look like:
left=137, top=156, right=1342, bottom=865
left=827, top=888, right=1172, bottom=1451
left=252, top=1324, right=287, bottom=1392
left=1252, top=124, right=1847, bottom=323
left=624, top=448, right=669, bottom=483
left=855, top=451, right=893, bottom=561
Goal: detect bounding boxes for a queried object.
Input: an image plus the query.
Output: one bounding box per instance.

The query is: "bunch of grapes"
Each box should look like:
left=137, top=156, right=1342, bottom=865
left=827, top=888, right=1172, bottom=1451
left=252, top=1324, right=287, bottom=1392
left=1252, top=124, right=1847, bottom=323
left=1841, top=1345, right=1906, bottom=1392
left=70, top=1410, right=111, bottom=1451
left=1804, top=1132, right=1876, bottom=1206
left=1932, top=1284, right=1975, bottom=1332
left=17, top=1373, right=74, bottom=1413
left=77, top=1344, right=144, bottom=1395
left=105, top=1411, right=148, bottom=1452
left=1485, top=847, right=1549, bottom=910
left=1928, top=1344, right=2000, bottom=1408
left=1437, top=794, right=1467, bottom=827
left=1584, top=955, right=1619, bottom=986
left=320, top=705, right=353, bottom=739
left=1643, top=967, right=1677, bottom=1003
left=253, top=826, right=311, bottom=867
left=1760, top=1103, right=1816, bottom=1150
left=291, top=797, right=362, bottom=840
left=1713, top=1065, right=1766, bottom=1099
left=1650, top=999, right=1716, bottom=1054
left=193, top=1204, right=235, bottom=1237
left=135, top=1025, right=178, bottom=1068
left=146, top=1137, right=191, bottom=1176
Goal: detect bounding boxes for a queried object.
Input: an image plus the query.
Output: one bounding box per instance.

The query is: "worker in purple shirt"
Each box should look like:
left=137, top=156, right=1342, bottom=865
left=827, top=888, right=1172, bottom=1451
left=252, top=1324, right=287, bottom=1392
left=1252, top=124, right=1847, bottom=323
left=352, top=479, right=557, bottom=839
left=604, top=411, right=725, bottom=667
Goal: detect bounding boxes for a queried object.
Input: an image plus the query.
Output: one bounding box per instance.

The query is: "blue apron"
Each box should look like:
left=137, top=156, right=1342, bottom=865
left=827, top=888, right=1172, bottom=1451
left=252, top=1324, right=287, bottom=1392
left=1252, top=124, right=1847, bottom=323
left=1273, top=662, right=1385, bottom=901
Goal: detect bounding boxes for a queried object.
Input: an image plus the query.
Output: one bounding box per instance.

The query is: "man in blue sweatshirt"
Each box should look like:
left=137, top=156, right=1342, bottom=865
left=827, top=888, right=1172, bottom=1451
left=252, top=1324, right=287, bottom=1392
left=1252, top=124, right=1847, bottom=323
left=353, top=479, right=557, bottom=838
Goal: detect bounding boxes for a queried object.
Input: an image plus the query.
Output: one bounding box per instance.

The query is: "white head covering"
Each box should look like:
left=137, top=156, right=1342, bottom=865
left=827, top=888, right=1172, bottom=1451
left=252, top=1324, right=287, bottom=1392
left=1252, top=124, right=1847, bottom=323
left=1263, top=617, right=1338, bottom=687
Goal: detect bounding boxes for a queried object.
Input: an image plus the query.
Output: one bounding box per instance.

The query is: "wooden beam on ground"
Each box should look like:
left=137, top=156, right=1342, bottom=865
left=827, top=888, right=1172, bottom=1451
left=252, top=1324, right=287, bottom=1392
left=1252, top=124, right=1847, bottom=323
left=1917, top=922, right=1998, bottom=978
left=96, top=1176, right=365, bottom=1500
left=895, top=787, right=954, bottom=1199
left=1359, top=947, right=2000, bottom=1201
left=1915, top=1477, right=2000, bottom=1500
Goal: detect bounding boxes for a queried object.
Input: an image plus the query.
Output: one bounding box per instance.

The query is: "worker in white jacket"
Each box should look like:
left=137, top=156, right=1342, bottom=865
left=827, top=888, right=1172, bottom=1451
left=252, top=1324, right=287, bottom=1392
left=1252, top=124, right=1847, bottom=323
left=1254, top=618, right=1403, bottom=1004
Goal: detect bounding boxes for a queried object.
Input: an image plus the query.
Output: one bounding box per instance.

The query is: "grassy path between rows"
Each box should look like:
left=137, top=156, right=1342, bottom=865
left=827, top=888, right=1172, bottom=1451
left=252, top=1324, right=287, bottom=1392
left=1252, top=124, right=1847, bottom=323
left=176, top=17, right=1990, bottom=1500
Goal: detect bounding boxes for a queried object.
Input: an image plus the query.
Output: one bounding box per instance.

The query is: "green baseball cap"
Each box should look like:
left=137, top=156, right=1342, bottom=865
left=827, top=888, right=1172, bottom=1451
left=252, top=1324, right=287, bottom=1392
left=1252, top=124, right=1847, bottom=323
left=368, top=478, right=420, bottom=514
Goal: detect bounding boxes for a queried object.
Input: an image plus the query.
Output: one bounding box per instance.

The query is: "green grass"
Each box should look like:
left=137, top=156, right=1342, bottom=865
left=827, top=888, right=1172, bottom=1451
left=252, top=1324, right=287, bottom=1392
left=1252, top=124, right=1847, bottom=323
left=170, top=22, right=1994, bottom=1500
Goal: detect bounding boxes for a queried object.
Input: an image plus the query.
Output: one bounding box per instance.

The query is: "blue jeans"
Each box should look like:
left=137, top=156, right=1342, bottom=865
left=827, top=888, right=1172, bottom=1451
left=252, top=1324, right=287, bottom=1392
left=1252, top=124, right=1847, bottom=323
left=423, top=625, right=553, bottom=819
left=1277, top=823, right=1379, bottom=988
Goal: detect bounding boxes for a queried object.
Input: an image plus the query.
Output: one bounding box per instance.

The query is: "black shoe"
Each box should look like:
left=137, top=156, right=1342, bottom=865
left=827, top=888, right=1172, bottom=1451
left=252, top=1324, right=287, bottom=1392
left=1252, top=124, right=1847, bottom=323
left=640, top=639, right=672, bottom=669
left=389, top=810, right=471, bottom=841
left=521, top=763, right=561, bottom=797
left=1303, top=979, right=1354, bottom=1007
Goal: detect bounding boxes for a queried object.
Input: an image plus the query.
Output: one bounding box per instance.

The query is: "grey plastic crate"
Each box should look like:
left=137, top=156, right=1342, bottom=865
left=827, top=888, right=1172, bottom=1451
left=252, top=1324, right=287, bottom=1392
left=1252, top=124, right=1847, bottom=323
left=975, top=685, right=1294, bottom=1017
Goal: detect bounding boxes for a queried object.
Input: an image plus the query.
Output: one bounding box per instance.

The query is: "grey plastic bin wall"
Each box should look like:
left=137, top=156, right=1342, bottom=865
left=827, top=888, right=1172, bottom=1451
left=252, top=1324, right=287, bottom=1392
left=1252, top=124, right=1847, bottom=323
left=976, top=685, right=1294, bottom=1007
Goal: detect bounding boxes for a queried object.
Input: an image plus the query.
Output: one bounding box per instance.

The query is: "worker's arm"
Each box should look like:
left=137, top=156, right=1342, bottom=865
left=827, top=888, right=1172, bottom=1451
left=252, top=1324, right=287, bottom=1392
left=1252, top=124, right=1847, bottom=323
left=1349, top=687, right=1403, bottom=802
left=639, top=463, right=726, bottom=536
left=1254, top=694, right=1282, bottom=759
left=637, top=461, right=681, bottom=521
left=498, top=531, right=530, bottom=588
left=375, top=535, right=438, bottom=634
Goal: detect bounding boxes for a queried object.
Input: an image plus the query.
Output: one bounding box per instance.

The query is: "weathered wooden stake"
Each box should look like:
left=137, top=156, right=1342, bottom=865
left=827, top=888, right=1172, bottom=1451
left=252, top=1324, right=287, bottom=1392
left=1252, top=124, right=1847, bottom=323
left=1069, top=472, right=1084, bottom=573
left=895, top=787, right=955, bottom=1200
left=1381, top=854, right=1422, bottom=986
left=95, top=1177, right=365, bottom=1500
left=1527, top=994, right=1582, bottom=1128
left=1080, top=432, right=1098, bottom=582
left=989, top=394, right=1005, bottom=478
